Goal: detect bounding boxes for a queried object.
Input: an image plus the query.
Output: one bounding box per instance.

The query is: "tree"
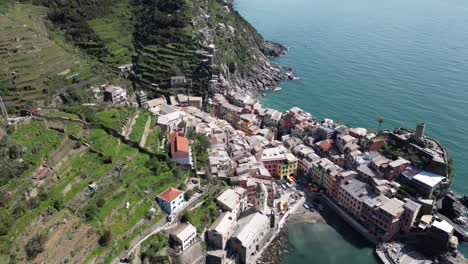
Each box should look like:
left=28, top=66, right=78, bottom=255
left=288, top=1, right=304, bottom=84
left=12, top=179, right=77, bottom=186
left=185, top=189, right=194, bottom=200
left=378, top=117, right=384, bottom=133
left=25, top=233, right=46, bottom=259
left=178, top=183, right=187, bottom=191
left=98, top=229, right=112, bottom=246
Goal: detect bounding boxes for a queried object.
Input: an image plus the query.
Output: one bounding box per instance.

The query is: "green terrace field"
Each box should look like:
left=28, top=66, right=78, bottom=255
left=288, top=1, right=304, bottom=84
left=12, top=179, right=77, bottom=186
left=87, top=0, right=135, bottom=65
left=0, top=108, right=188, bottom=263
left=129, top=110, right=151, bottom=143
left=0, top=4, right=97, bottom=110
left=94, top=107, right=135, bottom=131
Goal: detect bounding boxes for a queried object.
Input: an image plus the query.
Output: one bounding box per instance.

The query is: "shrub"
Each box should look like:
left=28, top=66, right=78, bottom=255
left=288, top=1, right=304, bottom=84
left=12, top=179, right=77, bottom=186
left=96, top=198, right=105, bottom=208
left=84, top=204, right=98, bottom=221
left=98, top=229, right=112, bottom=246
left=25, top=233, right=47, bottom=259
left=184, top=189, right=194, bottom=200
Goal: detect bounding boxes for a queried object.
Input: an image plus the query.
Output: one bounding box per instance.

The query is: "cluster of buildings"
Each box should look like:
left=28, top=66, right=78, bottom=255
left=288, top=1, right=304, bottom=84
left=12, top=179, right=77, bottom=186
left=206, top=185, right=273, bottom=264
left=146, top=91, right=455, bottom=262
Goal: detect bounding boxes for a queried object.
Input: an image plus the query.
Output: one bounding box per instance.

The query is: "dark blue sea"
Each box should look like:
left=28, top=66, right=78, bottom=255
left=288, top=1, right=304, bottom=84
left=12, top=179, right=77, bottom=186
left=236, top=0, right=468, bottom=262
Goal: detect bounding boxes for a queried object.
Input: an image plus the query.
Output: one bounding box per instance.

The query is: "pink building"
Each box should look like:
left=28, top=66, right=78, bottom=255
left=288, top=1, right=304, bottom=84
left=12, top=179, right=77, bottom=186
left=365, top=198, right=405, bottom=241
left=337, top=179, right=370, bottom=219
left=382, top=158, right=411, bottom=181
left=400, top=200, right=421, bottom=233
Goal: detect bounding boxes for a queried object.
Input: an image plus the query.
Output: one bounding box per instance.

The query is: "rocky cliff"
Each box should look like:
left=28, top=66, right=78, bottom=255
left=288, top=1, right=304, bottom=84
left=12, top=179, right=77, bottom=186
left=132, top=0, right=293, bottom=97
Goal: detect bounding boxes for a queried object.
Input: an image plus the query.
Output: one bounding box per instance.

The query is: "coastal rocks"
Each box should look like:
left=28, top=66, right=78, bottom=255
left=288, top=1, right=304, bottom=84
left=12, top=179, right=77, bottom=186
left=441, top=192, right=468, bottom=227
left=262, top=41, right=288, bottom=57
left=257, top=227, right=289, bottom=264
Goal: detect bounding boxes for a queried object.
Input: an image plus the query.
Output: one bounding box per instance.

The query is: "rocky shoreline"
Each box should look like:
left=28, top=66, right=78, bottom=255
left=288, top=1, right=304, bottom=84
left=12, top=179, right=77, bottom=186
left=224, top=44, right=294, bottom=93
left=257, top=226, right=289, bottom=264
left=257, top=206, right=325, bottom=263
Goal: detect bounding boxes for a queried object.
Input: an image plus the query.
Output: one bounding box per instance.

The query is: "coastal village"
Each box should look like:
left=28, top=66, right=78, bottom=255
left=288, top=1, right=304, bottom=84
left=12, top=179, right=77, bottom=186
left=2, top=78, right=465, bottom=264
left=0, top=0, right=466, bottom=263
left=73, top=77, right=462, bottom=264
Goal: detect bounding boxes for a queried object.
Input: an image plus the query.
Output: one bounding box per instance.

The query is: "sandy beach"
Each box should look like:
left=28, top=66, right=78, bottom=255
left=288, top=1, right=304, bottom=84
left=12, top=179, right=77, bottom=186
left=287, top=205, right=326, bottom=225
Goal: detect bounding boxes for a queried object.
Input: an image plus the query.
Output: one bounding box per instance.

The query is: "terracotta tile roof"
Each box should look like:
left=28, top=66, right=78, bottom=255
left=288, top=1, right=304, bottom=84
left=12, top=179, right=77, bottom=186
left=319, top=140, right=332, bottom=152
left=158, top=187, right=183, bottom=202
left=169, top=132, right=189, bottom=154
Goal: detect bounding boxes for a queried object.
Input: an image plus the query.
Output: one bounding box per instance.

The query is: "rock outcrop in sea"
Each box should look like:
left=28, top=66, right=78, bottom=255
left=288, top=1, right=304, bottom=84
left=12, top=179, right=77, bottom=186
left=262, top=41, right=289, bottom=57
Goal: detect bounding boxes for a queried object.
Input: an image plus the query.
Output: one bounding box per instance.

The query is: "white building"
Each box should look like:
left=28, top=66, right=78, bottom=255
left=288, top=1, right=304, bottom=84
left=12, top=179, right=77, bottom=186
left=206, top=211, right=237, bottom=249
left=170, top=223, right=197, bottom=252
left=230, top=212, right=270, bottom=264
left=157, top=187, right=185, bottom=214
left=216, top=187, right=247, bottom=218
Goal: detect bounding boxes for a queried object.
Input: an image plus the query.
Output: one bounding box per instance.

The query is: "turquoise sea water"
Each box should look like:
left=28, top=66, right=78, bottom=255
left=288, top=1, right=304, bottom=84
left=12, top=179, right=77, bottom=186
left=236, top=0, right=468, bottom=262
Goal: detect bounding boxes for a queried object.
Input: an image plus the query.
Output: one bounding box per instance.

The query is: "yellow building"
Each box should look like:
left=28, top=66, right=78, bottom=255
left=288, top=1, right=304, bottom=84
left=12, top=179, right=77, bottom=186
left=278, top=153, right=298, bottom=179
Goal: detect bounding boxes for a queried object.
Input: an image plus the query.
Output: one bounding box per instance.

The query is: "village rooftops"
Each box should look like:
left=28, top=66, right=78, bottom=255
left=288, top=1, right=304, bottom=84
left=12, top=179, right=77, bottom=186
left=388, top=158, right=411, bottom=168
left=177, top=94, right=203, bottom=103
left=105, top=84, right=125, bottom=93
left=316, top=139, right=333, bottom=152
left=171, top=223, right=197, bottom=242
left=379, top=198, right=405, bottom=218
left=357, top=164, right=378, bottom=178
left=259, top=146, right=289, bottom=161
left=232, top=212, right=269, bottom=247
left=402, top=166, right=445, bottom=188
left=157, top=111, right=186, bottom=126
left=342, top=180, right=372, bottom=202
left=209, top=211, right=236, bottom=234
left=403, top=199, right=421, bottom=212
left=216, top=187, right=246, bottom=211
left=144, top=97, right=167, bottom=109
left=169, top=132, right=189, bottom=153
left=349, top=127, right=368, bottom=138
left=158, top=187, right=184, bottom=202
left=431, top=218, right=454, bottom=234
left=364, top=194, right=389, bottom=208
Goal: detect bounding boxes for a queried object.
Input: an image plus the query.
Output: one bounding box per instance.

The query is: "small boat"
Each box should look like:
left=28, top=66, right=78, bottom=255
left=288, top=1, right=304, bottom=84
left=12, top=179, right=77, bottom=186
left=273, top=87, right=282, bottom=91
left=262, top=93, right=266, bottom=97
left=303, top=203, right=310, bottom=209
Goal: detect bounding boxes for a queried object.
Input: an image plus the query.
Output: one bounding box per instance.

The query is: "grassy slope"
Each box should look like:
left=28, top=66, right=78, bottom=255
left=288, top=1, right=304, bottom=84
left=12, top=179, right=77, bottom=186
left=87, top=0, right=135, bottom=65
left=0, top=108, right=189, bottom=263
left=0, top=2, right=132, bottom=111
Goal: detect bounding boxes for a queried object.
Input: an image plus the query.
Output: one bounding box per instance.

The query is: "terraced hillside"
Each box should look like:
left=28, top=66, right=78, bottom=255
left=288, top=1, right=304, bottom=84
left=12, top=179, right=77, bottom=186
left=0, top=5, right=82, bottom=109
left=132, top=0, right=280, bottom=96
left=0, top=107, right=192, bottom=263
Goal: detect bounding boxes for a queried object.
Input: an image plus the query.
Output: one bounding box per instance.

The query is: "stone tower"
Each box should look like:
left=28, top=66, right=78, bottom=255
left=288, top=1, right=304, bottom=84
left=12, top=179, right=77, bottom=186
left=255, top=183, right=268, bottom=214
left=415, top=122, right=425, bottom=140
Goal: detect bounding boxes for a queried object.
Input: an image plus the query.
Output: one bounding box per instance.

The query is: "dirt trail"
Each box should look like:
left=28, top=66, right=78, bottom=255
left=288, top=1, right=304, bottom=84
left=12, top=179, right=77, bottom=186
left=139, top=116, right=151, bottom=147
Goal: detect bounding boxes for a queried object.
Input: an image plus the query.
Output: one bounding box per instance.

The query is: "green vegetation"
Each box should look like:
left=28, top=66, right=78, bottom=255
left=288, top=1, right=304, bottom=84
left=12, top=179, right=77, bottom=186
left=93, top=108, right=134, bottom=131
left=129, top=110, right=151, bottom=143
left=190, top=134, right=210, bottom=171
left=0, top=139, right=29, bottom=187
left=25, top=233, right=46, bottom=259
left=43, top=111, right=81, bottom=119
left=140, top=233, right=168, bottom=262
left=182, top=199, right=219, bottom=233
left=0, top=108, right=196, bottom=262
left=381, top=139, right=431, bottom=168
left=146, top=125, right=163, bottom=152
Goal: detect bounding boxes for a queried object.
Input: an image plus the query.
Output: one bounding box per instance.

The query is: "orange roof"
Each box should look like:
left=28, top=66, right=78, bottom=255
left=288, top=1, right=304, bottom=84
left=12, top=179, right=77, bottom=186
left=170, top=132, right=189, bottom=154
left=158, top=187, right=183, bottom=202
left=319, top=140, right=332, bottom=152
